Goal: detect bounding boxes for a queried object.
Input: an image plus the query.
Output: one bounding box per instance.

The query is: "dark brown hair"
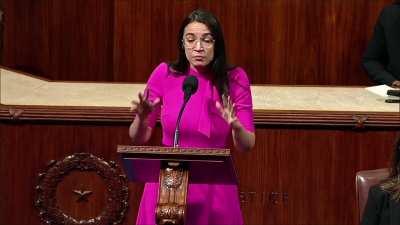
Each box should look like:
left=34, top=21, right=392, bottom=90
left=169, top=9, right=232, bottom=97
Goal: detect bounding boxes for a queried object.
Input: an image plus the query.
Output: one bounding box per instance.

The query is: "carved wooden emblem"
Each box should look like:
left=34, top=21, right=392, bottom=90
left=8, top=108, right=24, bottom=119
left=72, top=189, right=93, bottom=202
left=352, top=115, right=368, bottom=129
left=156, top=162, right=188, bottom=225
left=35, top=153, right=129, bottom=225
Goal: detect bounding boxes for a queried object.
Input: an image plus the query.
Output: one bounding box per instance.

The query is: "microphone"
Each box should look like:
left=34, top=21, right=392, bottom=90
left=387, top=89, right=400, bottom=97
left=173, top=75, right=198, bottom=147
left=182, top=75, right=199, bottom=102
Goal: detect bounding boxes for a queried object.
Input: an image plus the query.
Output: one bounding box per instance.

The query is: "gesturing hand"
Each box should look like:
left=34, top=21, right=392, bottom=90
left=215, top=94, right=240, bottom=129
left=130, top=89, right=161, bottom=119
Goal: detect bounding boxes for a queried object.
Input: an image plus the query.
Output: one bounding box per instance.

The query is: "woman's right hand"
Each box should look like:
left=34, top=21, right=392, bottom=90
left=130, top=89, right=161, bottom=120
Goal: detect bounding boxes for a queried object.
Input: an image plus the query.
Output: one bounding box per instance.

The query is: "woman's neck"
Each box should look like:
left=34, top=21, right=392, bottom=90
left=190, top=65, right=211, bottom=74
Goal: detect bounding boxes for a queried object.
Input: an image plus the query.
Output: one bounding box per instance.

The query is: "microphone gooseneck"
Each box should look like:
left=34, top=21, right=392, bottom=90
left=173, top=75, right=199, bottom=147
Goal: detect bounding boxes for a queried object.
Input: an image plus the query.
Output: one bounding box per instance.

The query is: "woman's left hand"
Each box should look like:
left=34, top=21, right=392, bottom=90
left=215, top=94, right=241, bottom=129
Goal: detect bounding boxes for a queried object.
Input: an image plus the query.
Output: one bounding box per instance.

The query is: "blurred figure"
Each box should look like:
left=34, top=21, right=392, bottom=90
left=362, top=2, right=400, bottom=87
left=361, top=138, right=400, bottom=225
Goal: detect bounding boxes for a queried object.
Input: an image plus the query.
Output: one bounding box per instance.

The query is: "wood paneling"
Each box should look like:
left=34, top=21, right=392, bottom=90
left=1, top=0, right=395, bottom=84
left=0, top=118, right=397, bottom=225
left=2, top=0, right=114, bottom=81
left=1, top=0, right=400, bottom=224
left=233, top=127, right=396, bottom=225
left=0, top=121, right=155, bottom=225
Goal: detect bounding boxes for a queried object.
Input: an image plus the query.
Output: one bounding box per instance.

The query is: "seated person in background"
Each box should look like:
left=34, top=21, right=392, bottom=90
left=361, top=138, right=400, bottom=225
left=362, top=1, right=400, bottom=87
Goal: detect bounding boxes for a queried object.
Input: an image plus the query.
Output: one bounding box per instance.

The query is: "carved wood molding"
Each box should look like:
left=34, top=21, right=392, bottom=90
left=118, top=145, right=230, bottom=155
left=254, top=110, right=400, bottom=127
left=1, top=105, right=400, bottom=127
left=35, top=153, right=129, bottom=225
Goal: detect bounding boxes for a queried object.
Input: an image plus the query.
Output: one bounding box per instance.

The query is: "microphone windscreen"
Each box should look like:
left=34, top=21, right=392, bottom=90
left=182, top=75, right=198, bottom=97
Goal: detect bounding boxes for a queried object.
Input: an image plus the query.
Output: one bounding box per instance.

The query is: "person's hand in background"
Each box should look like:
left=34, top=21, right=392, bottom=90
left=392, top=80, right=400, bottom=88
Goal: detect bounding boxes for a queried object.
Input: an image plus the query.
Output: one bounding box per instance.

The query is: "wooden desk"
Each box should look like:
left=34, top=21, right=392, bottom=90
left=1, top=68, right=399, bottom=225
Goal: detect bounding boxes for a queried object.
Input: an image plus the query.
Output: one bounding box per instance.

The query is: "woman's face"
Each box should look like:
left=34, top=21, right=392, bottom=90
left=183, top=22, right=215, bottom=70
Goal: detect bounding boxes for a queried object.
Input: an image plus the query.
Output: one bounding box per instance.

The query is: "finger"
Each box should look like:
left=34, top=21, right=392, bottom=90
left=130, top=100, right=139, bottom=111
left=222, top=94, right=227, bottom=107
left=130, top=104, right=137, bottom=112
left=227, top=95, right=232, bottom=108
left=143, top=88, right=150, bottom=100
left=215, top=101, right=225, bottom=114
left=138, top=92, right=144, bottom=103
left=230, top=103, right=236, bottom=118
left=228, top=98, right=233, bottom=112
left=131, top=100, right=139, bottom=108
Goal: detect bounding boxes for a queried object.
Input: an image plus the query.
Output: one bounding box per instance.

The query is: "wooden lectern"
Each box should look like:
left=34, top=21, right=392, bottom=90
left=117, top=145, right=237, bottom=225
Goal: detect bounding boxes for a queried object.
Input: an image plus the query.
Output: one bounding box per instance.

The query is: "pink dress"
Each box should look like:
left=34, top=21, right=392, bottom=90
left=136, top=63, right=254, bottom=225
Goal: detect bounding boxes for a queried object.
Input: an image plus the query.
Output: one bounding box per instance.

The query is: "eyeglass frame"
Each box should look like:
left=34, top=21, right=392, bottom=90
left=182, top=34, right=215, bottom=49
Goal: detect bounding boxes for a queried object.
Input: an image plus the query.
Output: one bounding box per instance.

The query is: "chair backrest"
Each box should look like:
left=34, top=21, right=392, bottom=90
left=355, top=168, right=389, bottom=223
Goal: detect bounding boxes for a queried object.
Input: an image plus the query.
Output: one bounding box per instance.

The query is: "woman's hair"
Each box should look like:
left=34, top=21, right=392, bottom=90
left=169, top=9, right=232, bottom=97
left=380, top=137, right=400, bottom=201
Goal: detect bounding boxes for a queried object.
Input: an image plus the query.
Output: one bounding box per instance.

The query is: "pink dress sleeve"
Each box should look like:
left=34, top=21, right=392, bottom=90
left=229, top=67, right=255, bottom=132
left=143, top=63, right=168, bottom=128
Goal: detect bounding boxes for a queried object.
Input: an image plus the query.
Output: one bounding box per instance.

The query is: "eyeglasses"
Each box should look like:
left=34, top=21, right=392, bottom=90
left=183, top=35, right=215, bottom=49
